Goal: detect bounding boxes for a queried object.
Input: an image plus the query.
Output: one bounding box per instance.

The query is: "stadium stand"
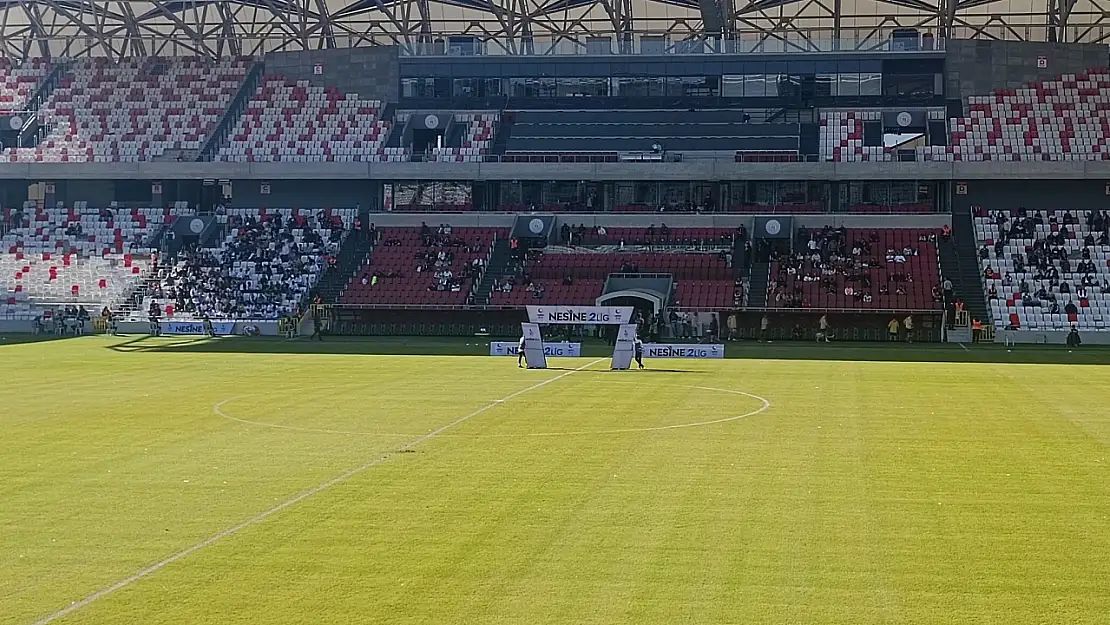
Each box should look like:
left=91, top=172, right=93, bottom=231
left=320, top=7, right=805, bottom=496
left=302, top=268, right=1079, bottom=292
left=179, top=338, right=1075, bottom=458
left=4, top=57, right=249, bottom=163
left=490, top=247, right=736, bottom=307
left=1, top=202, right=164, bottom=319
left=0, top=57, right=50, bottom=112
left=820, top=109, right=948, bottom=163
left=429, top=112, right=497, bottom=162
left=340, top=226, right=506, bottom=305
left=948, top=70, right=1110, bottom=161
left=825, top=70, right=1110, bottom=163
left=974, top=209, right=1110, bottom=331
left=218, top=76, right=397, bottom=162
left=143, top=208, right=352, bottom=319
left=768, top=228, right=942, bottom=310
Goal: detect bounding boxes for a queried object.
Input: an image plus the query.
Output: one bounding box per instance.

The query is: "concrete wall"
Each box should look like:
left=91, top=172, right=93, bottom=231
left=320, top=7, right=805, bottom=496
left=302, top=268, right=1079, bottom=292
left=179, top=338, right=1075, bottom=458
left=996, top=331, right=1110, bottom=345
left=12, top=160, right=1110, bottom=181
left=231, top=179, right=377, bottom=207
left=263, top=47, right=400, bottom=102
left=946, top=40, right=1107, bottom=105
left=358, top=213, right=950, bottom=229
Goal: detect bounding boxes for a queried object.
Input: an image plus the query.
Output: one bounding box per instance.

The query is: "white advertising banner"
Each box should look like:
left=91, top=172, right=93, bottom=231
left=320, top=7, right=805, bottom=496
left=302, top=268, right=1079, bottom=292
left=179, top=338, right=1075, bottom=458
left=642, top=343, right=725, bottom=359
left=162, top=321, right=236, bottom=335
left=526, top=305, right=634, bottom=325
left=490, top=341, right=582, bottom=357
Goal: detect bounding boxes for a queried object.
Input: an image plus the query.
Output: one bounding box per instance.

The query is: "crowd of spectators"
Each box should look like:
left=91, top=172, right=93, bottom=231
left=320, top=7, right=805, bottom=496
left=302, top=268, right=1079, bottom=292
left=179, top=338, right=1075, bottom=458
left=150, top=213, right=340, bottom=319
left=983, top=208, right=1110, bottom=309
left=769, top=227, right=933, bottom=306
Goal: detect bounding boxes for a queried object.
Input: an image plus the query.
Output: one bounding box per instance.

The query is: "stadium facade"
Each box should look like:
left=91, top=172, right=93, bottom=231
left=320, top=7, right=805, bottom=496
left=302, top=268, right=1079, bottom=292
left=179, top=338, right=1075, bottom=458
left=1, top=0, right=1110, bottom=60
left=1, top=2, right=1109, bottom=344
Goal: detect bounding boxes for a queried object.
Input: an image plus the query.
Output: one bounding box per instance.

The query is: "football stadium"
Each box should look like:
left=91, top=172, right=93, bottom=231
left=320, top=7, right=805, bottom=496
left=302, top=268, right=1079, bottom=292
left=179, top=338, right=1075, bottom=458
left=3, top=0, right=1110, bottom=623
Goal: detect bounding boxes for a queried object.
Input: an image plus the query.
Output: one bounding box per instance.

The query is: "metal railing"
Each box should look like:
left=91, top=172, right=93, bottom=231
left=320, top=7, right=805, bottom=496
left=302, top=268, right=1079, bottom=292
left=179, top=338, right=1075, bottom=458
left=400, top=36, right=945, bottom=57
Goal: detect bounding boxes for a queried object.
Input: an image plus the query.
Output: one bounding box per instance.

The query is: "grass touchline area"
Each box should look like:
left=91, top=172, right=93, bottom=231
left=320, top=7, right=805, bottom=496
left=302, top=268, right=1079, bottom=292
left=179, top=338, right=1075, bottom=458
left=2, top=336, right=1108, bottom=625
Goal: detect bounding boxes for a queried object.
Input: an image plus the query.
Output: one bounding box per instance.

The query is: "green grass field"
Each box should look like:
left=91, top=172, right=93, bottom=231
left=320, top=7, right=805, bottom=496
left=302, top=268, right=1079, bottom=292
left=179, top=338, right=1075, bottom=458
left=3, top=335, right=1110, bottom=625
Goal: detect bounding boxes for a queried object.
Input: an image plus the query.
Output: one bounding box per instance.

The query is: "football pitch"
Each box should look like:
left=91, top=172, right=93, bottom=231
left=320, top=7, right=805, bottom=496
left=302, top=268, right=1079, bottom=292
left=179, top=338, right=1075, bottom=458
left=2, top=335, right=1110, bottom=625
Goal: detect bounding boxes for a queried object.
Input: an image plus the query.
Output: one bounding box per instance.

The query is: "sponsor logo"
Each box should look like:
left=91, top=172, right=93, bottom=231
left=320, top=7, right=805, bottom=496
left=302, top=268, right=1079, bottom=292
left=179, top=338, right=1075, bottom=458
left=490, top=342, right=581, bottom=357
left=642, top=344, right=725, bottom=359
left=163, top=321, right=236, bottom=335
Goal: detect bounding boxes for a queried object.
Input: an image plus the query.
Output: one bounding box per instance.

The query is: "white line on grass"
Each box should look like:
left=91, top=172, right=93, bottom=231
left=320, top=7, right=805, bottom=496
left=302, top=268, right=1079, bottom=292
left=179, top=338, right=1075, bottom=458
left=214, top=385, right=771, bottom=438
left=28, top=357, right=606, bottom=625
left=957, top=342, right=971, bottom=351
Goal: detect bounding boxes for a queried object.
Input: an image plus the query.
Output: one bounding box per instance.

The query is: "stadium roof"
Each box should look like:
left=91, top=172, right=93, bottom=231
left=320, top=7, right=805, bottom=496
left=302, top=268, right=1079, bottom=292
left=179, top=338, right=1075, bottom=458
left=0, top=0, right=1105, bottom=60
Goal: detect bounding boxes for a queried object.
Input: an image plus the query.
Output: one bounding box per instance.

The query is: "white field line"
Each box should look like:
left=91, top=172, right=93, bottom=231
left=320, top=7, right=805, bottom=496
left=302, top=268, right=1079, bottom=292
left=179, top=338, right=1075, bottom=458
left=28, top=357, right=606, bottom=625
left=214, top=385, right=771, bottom=438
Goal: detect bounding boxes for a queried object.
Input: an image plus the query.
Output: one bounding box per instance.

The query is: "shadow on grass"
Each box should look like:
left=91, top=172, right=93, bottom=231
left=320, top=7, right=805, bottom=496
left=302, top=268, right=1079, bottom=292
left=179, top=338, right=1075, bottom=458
left=90, top=333, right=1110, bottom=366
left=0, top=333, right=84, bottom=348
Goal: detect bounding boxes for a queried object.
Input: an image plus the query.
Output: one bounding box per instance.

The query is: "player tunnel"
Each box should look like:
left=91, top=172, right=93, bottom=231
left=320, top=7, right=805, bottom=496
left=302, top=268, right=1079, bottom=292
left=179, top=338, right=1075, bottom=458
left=597, top=273, right=673, bottom=317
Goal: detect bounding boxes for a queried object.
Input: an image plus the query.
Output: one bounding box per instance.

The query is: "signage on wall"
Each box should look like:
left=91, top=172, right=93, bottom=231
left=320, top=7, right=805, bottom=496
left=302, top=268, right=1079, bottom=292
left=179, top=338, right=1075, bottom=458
left=44, top=182, right=55, bottom=194
left=260, top=182, right=271, bottom=195
left=151, top=182, right=162, bottom=195
left=955, top=182, right=968, bottom=195
left=1104, top=183, right=1110, bottom=195
left=1037, top=56, right=1047, bottom=69
left=313, top=64, right=323, bottom=75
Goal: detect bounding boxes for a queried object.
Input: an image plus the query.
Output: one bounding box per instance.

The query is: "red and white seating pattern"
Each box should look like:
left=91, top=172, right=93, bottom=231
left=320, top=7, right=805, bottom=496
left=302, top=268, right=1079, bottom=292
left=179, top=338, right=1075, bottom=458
left=341, top=227, right=504, bottom=306
left=949, top=71, right=1110, bottom=161
left=769, top=229, right=942, bottom=310
left=975, top=211, right=1110, bottom=331
left=219, top=77, right=393, bottom=162
left=1, top=203, right=166, bottom=319
left=820, top=110, right=887, bottom=162
left=0, top=58, right=50, bottom=113
left=3, top=57, right=248, bottom=163
left=820, top=109, right=947, bottom=162
left=430, top=113, right=497, bottom=162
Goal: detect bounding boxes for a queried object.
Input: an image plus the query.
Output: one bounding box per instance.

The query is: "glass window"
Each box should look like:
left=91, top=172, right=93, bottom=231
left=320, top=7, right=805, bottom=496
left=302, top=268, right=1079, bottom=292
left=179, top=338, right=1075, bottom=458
left=615, top=77, right=664, bottom=97
left=777, top=181, right=806, bottom=204
left=889, top=181, right=916, bottom=204
left=743, top=74, right=765, bottom=97
left=721, top=75, right=744, bottom=97
left=816, top=73, right=836, bottom=97
left=664, top=76, right=719, bottom=97
left=753, top=181, right=774, bottom=205
left=860, top=72, right=882, bottom=96
left=403, top=77, right=437, bottom=98
left=453, top=78, right=476, bottom=97
left=557, top=77, right=608, bottom=97
left=765, top=74, right=780, bottom=98
left=509, top=77, right=556, bottom=98
left=838, top=73, right=860, bottom=96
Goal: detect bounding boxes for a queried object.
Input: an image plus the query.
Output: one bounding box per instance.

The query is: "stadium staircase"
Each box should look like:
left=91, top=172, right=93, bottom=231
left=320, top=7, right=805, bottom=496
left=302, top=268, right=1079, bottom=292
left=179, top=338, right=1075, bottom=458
left=746, top=262, right=770, bottom=307
left=490, top=114, right=512, bottom=155
left=197, top=60, right=264, bottom=161
left=469, top=238, right=512, bottom=304
left=20, top=62, right=68, bottom=148
left=939, top=207, right=989, bottom=326
left=316, top=231, right=375, bottom=303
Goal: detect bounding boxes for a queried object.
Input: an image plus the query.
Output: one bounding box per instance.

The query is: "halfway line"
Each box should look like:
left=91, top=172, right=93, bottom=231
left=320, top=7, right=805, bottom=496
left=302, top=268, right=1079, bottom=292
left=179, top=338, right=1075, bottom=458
left=29, top=357, right=606, bottom=625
